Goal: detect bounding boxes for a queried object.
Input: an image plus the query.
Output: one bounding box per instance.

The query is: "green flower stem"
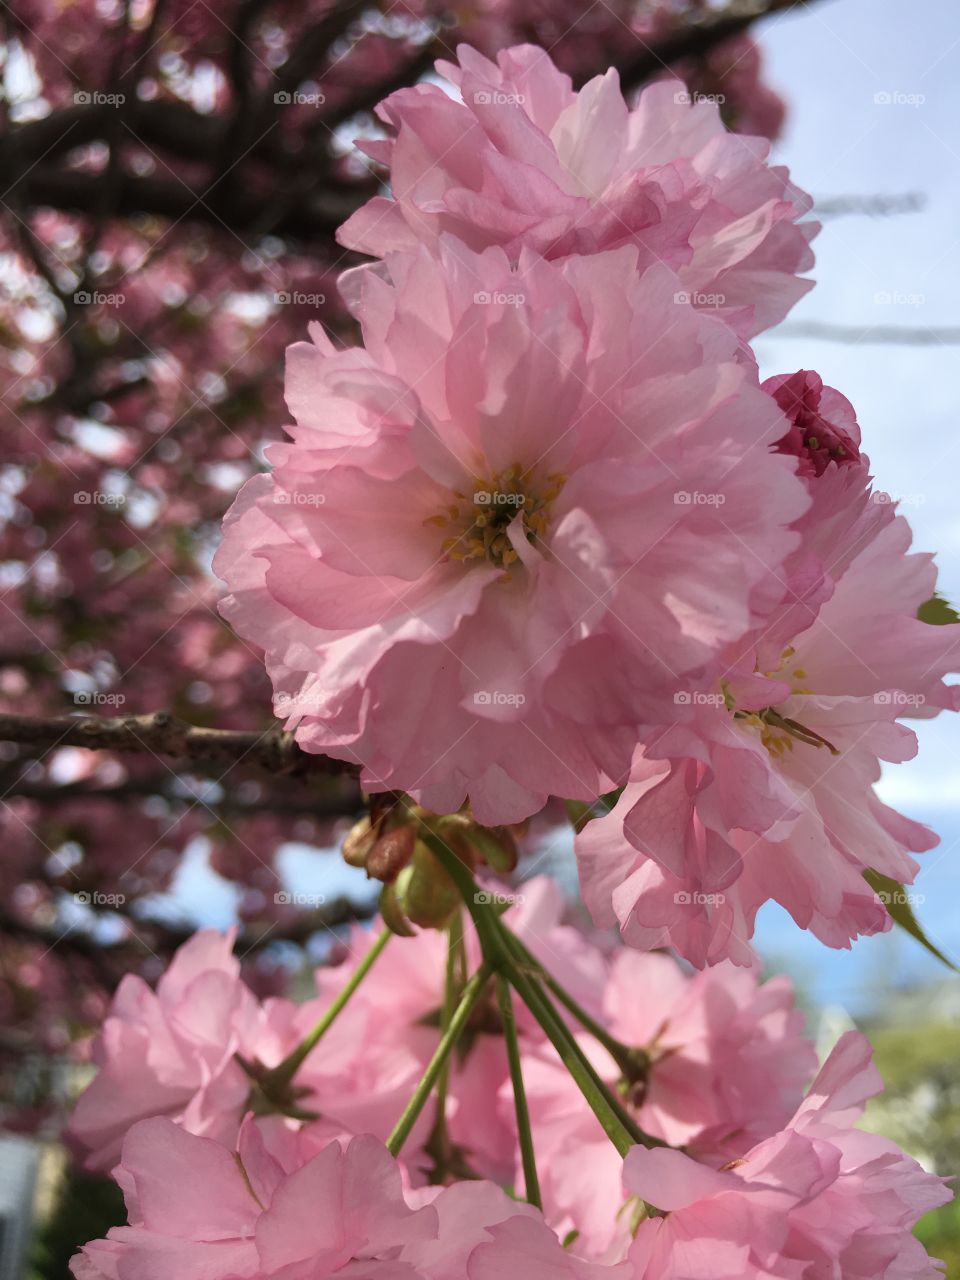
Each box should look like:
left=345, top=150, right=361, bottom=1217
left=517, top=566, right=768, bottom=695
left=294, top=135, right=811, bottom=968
left=264, top=926, right=391, bottom=1090
left=420, top=828, right=639, bottom=1157
left=429, top=911, right=464, bottom=1177
left=496, top=972, right=542, bottom=1208
left=498, top=941, right=642, bottom=1157
left=387, top=961, right=493, bottom=1156
left=506, top=932, right=649, bottom=1084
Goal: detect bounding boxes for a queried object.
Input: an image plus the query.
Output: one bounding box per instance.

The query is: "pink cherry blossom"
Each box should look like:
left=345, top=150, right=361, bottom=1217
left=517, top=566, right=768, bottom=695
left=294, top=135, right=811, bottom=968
left=576, top=413, right=960, bottom=965
left=68, top=929, right=294, bottom=1169
left=216, top=242, right=809, bottom=824
left=519, top=954, right=815, bottom=1255
left=622, top=1032, right=950, bottom=1279
left=70, top=1118, right=536, bottom=1280
left=764, top=369, right=862, bottom=477
left=338, top=44, right=817, bottom=339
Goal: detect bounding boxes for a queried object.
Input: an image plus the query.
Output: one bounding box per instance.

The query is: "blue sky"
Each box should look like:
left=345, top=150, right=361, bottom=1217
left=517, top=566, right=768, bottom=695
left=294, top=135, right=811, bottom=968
left=750, top=0, right=960, bottom=1006
left=167, top=0, right=960, bottom=1014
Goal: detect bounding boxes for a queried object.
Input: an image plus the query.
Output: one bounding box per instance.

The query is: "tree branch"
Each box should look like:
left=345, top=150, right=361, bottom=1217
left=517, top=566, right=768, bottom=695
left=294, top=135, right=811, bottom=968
left=12, top=165, right=363, bottom=242
left=0, top=712, right=359, bottom=779
left=0, top=896, right=376, bottom=966
left=772, top=321, right=960, bottom=345
left=615, top=0, right=830, bottom=91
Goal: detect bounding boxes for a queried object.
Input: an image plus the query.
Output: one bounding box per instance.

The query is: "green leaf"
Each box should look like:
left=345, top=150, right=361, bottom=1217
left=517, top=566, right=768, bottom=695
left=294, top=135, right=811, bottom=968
left=917, top=594, right=960, bottom=626
left=864, top=869, right=958, bottom=972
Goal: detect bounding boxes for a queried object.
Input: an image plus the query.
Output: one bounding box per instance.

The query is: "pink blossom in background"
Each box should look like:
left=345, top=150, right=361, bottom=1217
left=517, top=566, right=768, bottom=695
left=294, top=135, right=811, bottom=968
left=69, top=1121, right=535, bottom=1280
left=576, top=391, right=960, bottom=965
left=216, top=242, right=809, bottom=825
left=472, top=1034, right=949, bottom=1279
left=519, top=953, right=815, bottom=1255
left=338, top=44, right=817, bottom=339
left=68, top=929, right=291, bottom=1169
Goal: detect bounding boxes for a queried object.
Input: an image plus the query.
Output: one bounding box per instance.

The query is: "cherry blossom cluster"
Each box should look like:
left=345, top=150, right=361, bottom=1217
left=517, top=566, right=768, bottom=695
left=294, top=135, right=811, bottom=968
left=69, top=888, right=948, bottom=1278
left=48, top=30, right=959, bottom=1280
left=219, top=43, right=959, bottom=960
left=1, top=0, right=791, bottom=1088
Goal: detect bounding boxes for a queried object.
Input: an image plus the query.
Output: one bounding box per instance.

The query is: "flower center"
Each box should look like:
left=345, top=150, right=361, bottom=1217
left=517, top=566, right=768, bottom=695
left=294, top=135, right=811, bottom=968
left=427, top=465, right=566, bottom=569
left=725, top=649, right=839, bottom=759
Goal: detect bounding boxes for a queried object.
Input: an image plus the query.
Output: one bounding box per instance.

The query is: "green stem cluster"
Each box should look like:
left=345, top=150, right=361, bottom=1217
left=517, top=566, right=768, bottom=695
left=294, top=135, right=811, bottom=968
left=245, top=820, right=662, bottom=1214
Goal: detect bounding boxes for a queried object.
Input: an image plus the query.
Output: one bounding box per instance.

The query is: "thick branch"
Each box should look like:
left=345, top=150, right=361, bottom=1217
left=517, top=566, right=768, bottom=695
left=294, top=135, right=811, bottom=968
left=0, top=896, right=376, bottom=965
left=12, top=165, right=363, bottom=242
left=616, top=0, right=829, bottom=90
left=0, top=712, right=359, bottom=779
left=1, top=773, right=361, bottom=818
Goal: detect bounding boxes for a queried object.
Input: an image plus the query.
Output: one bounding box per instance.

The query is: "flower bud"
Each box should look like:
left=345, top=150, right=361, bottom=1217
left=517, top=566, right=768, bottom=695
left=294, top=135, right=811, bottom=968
left=396, top=842, right=460, bottom=930
left=342, top=815, right=378, bottom=867
left=366, top=823, right=417, bottom=882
